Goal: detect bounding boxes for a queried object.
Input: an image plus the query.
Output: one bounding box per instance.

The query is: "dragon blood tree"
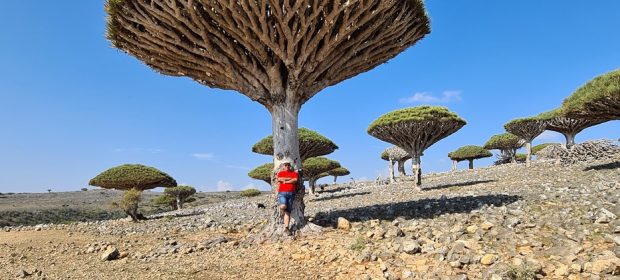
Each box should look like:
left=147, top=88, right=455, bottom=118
left=164, top=186, right=196, bottom=210
left=560, top=69, right=620, bottom=121
left=448, top=145, right=492, bottom=170
left=537, top=109, right=607, bottom=148
left=302, top=157, right=341, bottom=195
left=252, top=128, right=338, bottom=161
left=483, top=133, right=524, bottom=164
left=327, top=167, right=350, bottom=185
left=248, top=163, right=274, bottom=186
left=368, top=106, right=466, bottom=186
left=504, top=117, right=546, bottom=167
left=106, top=0, right=429, bottom=237
left=89, top=164, right=177, bottom=221
left=381, top=146, right=411, bottom=181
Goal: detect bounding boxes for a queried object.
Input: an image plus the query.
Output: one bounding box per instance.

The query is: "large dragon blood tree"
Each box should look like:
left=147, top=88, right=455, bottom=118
left=537, top=109, right=607, bottom=148
left=380, top=146, right=411, bottom=183
left=560, top=69, right=620, bottom=121
left=368, top=106, right=466, bottom=187
left=89, top=164, right=177, bottom=221
left=448, top=145, right=492, bottom=170
left=483, top=133, right=524, bottom=164
left=106, top=0, right=430, bottom=237
left=504, top=117, right=546, bottom=167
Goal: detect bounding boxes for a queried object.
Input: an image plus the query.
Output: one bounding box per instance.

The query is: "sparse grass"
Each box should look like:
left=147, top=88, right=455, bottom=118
left=504, top=265, right=537, bottom=280
left=350, top=237, right=366, bottom=251
left=240, top=189, right=262, bottom=197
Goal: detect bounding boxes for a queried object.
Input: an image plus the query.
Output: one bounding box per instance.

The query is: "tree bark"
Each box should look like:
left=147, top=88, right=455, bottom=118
left=468, top=159, right=474, bottom=169
left=176, top=196, right=182, bottom=210
left=525, top=141, right=532, bottom=167
left=262, top=101, right=306, bottom=239
left=563, top=132, right=576, bottom=148
left=397, top=160, right=406, bottom=177
left=411, top=155, right=422, bottom=187
left=388, top=159, right=395, bottom=184
left=309, top=178, right=317, bottom=195
left=451, top=160, right=457, bottom=172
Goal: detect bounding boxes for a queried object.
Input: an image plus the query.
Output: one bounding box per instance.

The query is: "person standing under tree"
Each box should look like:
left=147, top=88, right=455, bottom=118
left=276, top=162, right=298, bottom=234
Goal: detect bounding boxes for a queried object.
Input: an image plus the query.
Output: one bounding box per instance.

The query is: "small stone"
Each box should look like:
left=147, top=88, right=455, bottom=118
left=16, top=270, right=30, bottom=278
left=402, top=241, right=421, bottom=254
left=480, top=222, right=494, bottom=230
left=100, top=247, right=120, bottom=261
left=489, top=275, right=502, bottom=280
left=337, top=217, right=352, bottom=230
left=119, top=252, right=129, bottom=259
left=554, top=264, right=569, bottom=277
left=466, top=225, right=478, bottom=234
left=570, top=263, right=582, bottom=273
left=379, top=263, right=387, bottom=272
left=480, top=254, right=497, bottom=265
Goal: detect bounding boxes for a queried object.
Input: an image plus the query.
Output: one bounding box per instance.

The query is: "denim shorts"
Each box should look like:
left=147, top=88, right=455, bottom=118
left=278, top=192, right=295, bottom=211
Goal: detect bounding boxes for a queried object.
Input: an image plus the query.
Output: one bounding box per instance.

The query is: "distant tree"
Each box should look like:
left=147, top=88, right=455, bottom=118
left=164, top=186, right=196, bottom=210
left=240, top=189, right=262, bottom=197
left=89, top=164, right=177, bottom=221
left=368, top=106, right=466, bottom=186
left=252, top=128, right=338, bottom=161
left=483, top=133, right=525, bottom=163
left=81, top=188, right=88, bottom=192
left=327, top=167, right=350, bottom=185
left=559, top=69, right=620, bottom=121
left=47, top=189, right=52, bottom=193
left=302, top=157, right=340, bottom=195
left=448, top=145, right=492, bottom=170
left=381, top=146, right=411, bottom=182
left=151, top=194, right=177, bottom=210
left=531, top=143, right=562, bottom=155
left=505, top=117, right=547, bottom=167
left=106, top=0, right=430, bottom=238
left=537, top=109, right=607, bottom=148
left=515, top=153, right=527, bottom=163
left=248, top=163, right=274, bottom=186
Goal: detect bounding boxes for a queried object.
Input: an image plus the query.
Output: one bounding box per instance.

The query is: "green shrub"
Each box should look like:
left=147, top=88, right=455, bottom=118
left=81, top=188, right=88, bottom=192
left=151, top=194, right=176, bottom=209
left=350, top=237, right=366, bottom=251
left=504, top=265, right=537, bottom=280
left=119, top=188, right=142, bottom=220
left=164, top=186, right=196, bottom=210
left=240, top=189, right=262, bottom=197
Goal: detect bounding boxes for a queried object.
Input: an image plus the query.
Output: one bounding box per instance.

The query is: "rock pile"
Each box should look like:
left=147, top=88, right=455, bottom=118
left=537, top=139, right=620, bottom=165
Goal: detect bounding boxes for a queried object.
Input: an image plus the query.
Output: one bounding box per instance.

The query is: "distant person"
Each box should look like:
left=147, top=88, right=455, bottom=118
left=276, top=162, right=298, bottom=235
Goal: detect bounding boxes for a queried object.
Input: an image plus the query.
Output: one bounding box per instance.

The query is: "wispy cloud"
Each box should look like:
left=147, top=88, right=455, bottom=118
left=192, top=153, right=214, bottom=160
left=226, top=165, right=251, bottom=170
left=113, top=148, right=165, bottom=153
left=216, top=180, right=234, bottom=191
left=399, top=90, right=462, bottom=104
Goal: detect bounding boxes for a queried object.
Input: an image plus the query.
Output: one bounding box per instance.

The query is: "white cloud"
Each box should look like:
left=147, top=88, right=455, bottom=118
left=537, top=131, right=563, bottom=141
left=399, top=90, right=462, bottom=104
left=216, top=180, right=234, bottom=191
left=192, top=153, right=214, bottom=160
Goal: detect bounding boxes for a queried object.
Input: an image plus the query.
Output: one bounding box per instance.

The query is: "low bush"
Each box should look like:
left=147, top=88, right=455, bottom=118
left=240, top=189, right=262, bottom=197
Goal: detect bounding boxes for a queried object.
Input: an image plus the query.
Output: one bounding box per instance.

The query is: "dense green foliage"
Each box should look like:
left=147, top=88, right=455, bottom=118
left=368, top=106, right=465, bottom=133
left=504, top=117, right=546, bottom=140
left=252, top=128, right=338, bottom=160
left=302, top=157, right=341, bottom=179
left=328, top=167, right=350, bottom=177
left=448, top=146, right=492, bottom=161
left=380, top=146, right=410, bottom=161
left=151, top=194, right=176, bottom=209
left=536, top=109, right=561, bottom=121
left=560, top=69, right=620, bottom=120
left=164, top=186, right=196, bottom=200
left=483, top=133, right=523, bottom=150
left=89, top=164, right=177, bottom=191
left=240, top=189, right=262, bottom=197
left=532, top=143, right=561, bottom=155
left=119, top=188, right=142, bottom=220
left=515, top=153, right=527, bottom=162
left=248, top=163, right=274, bottom=185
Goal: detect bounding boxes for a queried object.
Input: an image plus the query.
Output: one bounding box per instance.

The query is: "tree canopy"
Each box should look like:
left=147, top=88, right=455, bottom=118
left=89, top=164, right=177, bottom=191
left=483, top=133, right=524, bottom=151
left=302, top=157, right=341, bottom=180
left=504, top=117, right=546, bottom=142
left=248, top=163, right=274, bottom=185
left=381, top=146, right=411, bottom=161
left=537, top=109, right=607, bottom=147
left=327, top=167, right=350, bottom=177
left=560, top=69, right=620, bottom=120
left=252, top=128, right=338, bottom=160
left=448, top=145, right=492, bottom=161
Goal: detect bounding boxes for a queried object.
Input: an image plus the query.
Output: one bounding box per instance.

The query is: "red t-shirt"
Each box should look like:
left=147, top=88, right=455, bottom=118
left=277, top=170, right=298, bottom=192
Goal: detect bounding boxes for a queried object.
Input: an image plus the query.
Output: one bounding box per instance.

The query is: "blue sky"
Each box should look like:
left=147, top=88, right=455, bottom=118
left=1, top=1, right=618, bottom=193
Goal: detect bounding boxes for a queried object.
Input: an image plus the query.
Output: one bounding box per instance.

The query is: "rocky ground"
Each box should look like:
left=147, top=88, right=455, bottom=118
left=1, top=156, right=619, bottom=280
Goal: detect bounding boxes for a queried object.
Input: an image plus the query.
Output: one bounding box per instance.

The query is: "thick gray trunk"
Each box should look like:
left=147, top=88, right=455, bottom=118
left=510, top=149, right=517, bottom=163
left=525, top=141, right=532, bottom=167
left=564, top=132, right=576, bottom=148
left=176, top=196, right=182, bottom=210
left=451, top=160, right=457, bottom=172
left=263, top=101, right=305, bottom=238
left=468, top=159, right=474, bottom=170
left=333, top=176, right=338, bottom=185
left=309, top=178, right=317, bottom=195
left=411, top=154, right=422, bottom=187
left=388, top=159, right=395, bottom=184
left=397, top=160, right=406, bottom=177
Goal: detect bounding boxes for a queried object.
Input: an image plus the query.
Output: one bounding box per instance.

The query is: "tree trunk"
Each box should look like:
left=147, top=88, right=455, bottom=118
left=333, top=176, right=338, bottom=185
left=261, top=101, right=307, bottom=239
left=564, top=132, right=576, bottom=148
left=397, top=160, right=406, bottom=177
left=468, top=159, right=474, bottom=169
left=176, top=196, right=182, bottom=210
left=411, top=154, right=422, bottom=187
left=309, top=178, right=317, bottom=195
left=451, top=160, right=457, bottom=172
left=510, top=149, right=517, bottom=163
left=388, top=159, right=395, bottom=184
left=525, top=141, right=532, bottom=167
